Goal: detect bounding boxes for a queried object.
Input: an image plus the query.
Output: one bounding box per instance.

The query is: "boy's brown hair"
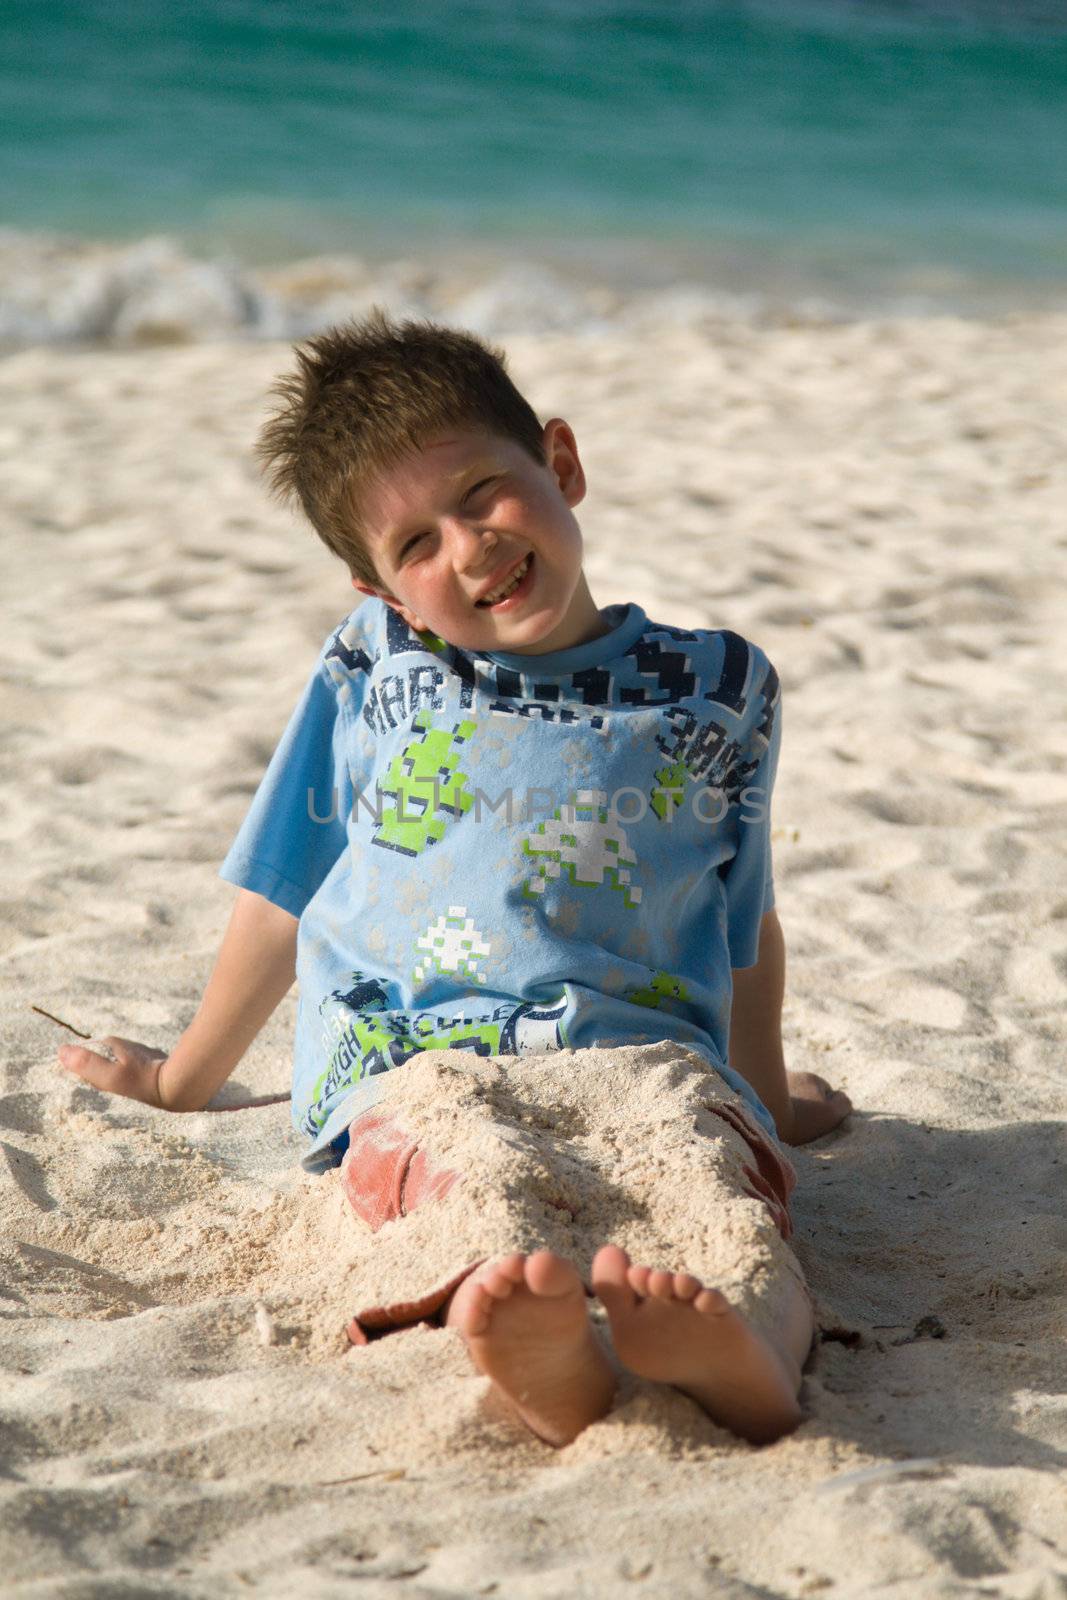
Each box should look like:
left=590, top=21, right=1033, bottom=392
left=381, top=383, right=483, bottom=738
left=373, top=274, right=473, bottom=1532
left=255, top=308, right=546, bottom=589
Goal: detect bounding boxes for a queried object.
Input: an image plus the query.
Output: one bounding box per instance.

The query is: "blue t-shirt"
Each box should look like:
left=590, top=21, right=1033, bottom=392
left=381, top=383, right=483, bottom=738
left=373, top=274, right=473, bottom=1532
left=218, top=597, right=783, bottom=1169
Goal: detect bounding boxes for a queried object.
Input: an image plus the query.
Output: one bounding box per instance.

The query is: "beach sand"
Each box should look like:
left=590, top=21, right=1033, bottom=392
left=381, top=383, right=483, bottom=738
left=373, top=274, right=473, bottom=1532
left=2, top=313, right=1065, bottom=1596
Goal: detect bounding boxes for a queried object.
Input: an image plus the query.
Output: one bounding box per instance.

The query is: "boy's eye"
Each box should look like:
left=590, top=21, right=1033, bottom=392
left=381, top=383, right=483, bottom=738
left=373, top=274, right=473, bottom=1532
left=399, top=531, right=430, bottom=561
left=396, top=478, right=499, bottom=562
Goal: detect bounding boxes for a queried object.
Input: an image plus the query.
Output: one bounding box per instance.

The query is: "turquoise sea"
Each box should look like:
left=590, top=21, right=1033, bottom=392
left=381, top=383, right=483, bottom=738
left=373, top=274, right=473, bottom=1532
left=2, top=0, right=1066, bottom=334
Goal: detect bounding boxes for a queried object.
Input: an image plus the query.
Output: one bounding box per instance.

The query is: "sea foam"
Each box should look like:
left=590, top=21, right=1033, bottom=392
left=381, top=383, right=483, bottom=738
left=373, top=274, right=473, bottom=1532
left=0, top=229, right=813, bottom=350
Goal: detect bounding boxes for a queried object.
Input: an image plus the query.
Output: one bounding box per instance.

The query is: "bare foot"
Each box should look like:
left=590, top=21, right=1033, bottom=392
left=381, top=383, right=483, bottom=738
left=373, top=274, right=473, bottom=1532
left=786, top=1069, right=853, bottom=1144
left=444, top=1250, right=616, bottom=1447
left=591, top=1244, right=809, bottom=1445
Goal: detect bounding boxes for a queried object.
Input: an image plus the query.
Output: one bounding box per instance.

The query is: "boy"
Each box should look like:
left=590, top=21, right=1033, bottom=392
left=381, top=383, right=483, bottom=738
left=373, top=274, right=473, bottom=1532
left=58, top=310, right=852, bottom=1448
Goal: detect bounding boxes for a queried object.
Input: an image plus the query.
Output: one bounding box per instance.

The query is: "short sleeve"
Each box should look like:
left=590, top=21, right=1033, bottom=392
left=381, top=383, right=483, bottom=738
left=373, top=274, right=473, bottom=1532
left=724, top=655, right=782, bottom=970
left=217, top=654, right=357, bottom=920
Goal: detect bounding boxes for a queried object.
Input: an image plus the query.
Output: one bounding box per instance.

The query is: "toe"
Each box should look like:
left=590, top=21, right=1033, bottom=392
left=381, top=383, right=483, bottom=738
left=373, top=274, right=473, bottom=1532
left=465, top=1283, right=495, bottom=1335
left=525, top=1250, right=578, bottom=1298
left=591, top=1245, right=637, bottom=1314
left=674, top=1272, right=702, bottom=1300
left=627, top=1263, right=652, bottom=1296
left=694, top=1286, right=730, bottom=1317
left=498, top=1252, right=528, bottom=1284
left=648, top=1269, right=675, bottom=1299
left=591, top=1244, right=630, bottom=1284
left=481, top=1266, right=518, bottom=1301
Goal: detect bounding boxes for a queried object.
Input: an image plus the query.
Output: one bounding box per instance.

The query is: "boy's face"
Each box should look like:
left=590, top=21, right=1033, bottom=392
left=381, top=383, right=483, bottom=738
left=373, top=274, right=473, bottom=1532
left=350, top=419, right=608, bottom=656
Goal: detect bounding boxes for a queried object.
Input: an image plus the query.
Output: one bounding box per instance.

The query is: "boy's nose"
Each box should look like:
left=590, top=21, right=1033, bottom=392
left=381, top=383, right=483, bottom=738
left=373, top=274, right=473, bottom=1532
left=446, top=517, right=498, bottom=573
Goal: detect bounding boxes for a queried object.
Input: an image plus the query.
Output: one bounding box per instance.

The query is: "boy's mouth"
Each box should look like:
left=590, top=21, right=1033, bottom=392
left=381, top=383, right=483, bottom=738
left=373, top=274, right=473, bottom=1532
left=475, top=552, right=533, bottom=608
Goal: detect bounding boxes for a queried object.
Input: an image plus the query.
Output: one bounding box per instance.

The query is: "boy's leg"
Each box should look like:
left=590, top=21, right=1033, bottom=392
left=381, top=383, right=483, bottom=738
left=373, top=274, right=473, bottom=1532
left=591, top=1244, right=813, bottom=1445
left=340, top=1105, right=615, bottom=1446
left=590, top=1093, right=815, bottom=1446
left=340, top=1107, right=485, bottom=1344
left=441, top=1250, right=616, bottom=1449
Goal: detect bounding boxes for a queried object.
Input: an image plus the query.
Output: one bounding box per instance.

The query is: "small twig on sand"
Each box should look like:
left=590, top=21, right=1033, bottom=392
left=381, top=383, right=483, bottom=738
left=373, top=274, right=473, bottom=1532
left=317, top=1467, right=408, bottom=1486
left=30, top=1006, right=91, bottom=1038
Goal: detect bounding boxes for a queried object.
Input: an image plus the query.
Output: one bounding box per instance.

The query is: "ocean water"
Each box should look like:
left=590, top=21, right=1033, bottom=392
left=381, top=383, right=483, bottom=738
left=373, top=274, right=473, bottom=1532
left=2, top=0, right=1066, bottom=340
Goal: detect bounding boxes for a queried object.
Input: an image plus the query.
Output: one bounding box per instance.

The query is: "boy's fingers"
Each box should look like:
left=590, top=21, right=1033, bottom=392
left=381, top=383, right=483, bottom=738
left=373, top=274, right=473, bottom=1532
left=60, top=1048, right=155, bottom=1105
left=99, top=1036, right=135, bottom=1062
left=59, top=1041, right=127, bottom=1084
left=58, top=1043, right=119, bottom=1085
left=57, top=1036, right=167, bottom=1110
left=105, top=1036, right=167, bottom=1066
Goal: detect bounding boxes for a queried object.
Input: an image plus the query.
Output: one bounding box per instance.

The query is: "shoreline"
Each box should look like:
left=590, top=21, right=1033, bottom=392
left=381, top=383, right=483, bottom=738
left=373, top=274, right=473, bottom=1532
left=4, top=225, right=1067, bottom=354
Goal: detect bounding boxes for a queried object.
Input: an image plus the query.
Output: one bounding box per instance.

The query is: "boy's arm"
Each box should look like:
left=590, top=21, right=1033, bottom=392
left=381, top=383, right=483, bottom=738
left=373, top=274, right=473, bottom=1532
left=728, top=908, right=851, bottom=1145
left=58, top=887, right=298, bottom=1110
left=728, top=908, right=793, bottom=1140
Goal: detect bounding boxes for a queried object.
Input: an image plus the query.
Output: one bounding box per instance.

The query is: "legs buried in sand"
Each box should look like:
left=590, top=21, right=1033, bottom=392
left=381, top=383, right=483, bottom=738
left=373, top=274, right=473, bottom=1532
left=339, top=1098, right=815, bottom=1449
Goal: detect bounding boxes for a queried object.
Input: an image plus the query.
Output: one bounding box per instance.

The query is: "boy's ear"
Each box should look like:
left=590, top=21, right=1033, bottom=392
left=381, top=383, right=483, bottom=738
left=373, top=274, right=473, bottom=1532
left=543, top=417, right=586, bottom=508
left=352, top=577, right=429, bottom=635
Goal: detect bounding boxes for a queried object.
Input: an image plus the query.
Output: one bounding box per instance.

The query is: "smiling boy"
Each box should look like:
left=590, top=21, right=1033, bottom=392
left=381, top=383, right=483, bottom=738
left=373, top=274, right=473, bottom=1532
left=59, top=309, right=851, bottom=1448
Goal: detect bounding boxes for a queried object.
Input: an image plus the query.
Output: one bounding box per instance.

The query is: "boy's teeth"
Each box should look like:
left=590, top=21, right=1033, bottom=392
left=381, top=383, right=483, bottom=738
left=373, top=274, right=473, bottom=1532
left=481, top=554, right=528, bottom=603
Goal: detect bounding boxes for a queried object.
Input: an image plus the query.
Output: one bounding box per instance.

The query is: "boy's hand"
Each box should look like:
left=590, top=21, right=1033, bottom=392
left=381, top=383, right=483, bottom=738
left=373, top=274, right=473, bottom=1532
left=785, top=1070, right=852, bottom=1145
left=57, top=1036, right=169, bottom=1109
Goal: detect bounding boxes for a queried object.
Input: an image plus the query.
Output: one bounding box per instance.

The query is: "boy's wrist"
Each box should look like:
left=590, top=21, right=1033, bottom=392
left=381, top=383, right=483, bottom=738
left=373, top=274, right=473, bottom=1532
left=154, top=1054, right=177, bottom=1110
left=155, top=1023, right=220, bottom=1112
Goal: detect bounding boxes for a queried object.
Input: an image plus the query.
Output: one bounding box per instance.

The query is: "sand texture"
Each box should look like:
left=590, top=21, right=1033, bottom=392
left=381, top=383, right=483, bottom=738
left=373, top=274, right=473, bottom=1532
left=2, top=315, right=1066, bottom=1596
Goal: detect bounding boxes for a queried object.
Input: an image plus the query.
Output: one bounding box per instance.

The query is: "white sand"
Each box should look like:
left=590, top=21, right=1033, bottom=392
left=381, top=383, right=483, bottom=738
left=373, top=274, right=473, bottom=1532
left=2, top=314, right=1066, bottom=1595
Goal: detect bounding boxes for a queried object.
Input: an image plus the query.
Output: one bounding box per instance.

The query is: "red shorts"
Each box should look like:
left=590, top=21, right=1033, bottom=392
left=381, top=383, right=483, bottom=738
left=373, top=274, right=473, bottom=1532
left=339, top=1108, right=485, bottom=1346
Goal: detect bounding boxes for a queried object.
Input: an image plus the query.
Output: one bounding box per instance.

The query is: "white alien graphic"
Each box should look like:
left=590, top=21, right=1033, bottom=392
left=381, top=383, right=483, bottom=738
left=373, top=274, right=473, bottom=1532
left=413, top=905, right=492, bottom=985
left=523, top=788, right=642, bottom=910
